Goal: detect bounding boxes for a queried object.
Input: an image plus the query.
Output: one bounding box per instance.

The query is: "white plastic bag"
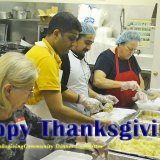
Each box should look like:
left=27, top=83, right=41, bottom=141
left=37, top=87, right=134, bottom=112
left=78, top=4, right=107, bottom=27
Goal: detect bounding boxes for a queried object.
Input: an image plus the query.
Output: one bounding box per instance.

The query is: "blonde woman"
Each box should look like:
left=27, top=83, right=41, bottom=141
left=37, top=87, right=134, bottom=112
left=0, top=52, right=107, bottom=160
left=0, top=52, right=40, bottom=160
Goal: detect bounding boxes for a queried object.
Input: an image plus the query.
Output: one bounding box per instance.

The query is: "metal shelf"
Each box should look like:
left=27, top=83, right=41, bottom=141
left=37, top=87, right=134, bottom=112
left=7, top=18, right=39, bottom=22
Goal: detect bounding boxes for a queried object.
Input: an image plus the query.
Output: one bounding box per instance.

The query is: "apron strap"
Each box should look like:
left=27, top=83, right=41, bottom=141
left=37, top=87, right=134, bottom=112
left=115, top=48, right=120, bottom=74
left=115, top=47, right=132, bottom=74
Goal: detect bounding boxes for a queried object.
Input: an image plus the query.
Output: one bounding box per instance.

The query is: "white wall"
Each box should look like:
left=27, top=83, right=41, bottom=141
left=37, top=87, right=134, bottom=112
left=0, top=2, right=155, bottom=41
left=63, top=3, right=156, bottom=67
left=150, top=3, right=160, bottom=88
left=63, top=3, right=154, bottom=36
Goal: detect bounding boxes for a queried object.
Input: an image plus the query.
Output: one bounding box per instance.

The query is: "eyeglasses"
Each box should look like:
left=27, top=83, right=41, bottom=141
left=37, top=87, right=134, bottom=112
left=13, top=86, right=34, bottom=98
left=125, top=45, right=139, bottom=54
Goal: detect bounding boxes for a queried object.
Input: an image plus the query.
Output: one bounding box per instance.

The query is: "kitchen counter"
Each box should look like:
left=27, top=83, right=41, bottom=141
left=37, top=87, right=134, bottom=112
left=41, top=107, right=159, bottom=160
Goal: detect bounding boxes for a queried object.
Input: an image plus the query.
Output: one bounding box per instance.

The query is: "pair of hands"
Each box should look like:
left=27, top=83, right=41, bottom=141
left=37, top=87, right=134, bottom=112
left=79, top=94, right=119, bottom=114
left=76, top=120, right=119, bottom=159
left=88, top=136, right=108, bottom=159
left=121, top=81, right=148, bottom=102
left=79, top=81, right=148, bottom=113
left=121, top=80, right=140, bottom=91
left=133, top=91, right=148, bottom=102
left=76, top=135, right=108, bottom=159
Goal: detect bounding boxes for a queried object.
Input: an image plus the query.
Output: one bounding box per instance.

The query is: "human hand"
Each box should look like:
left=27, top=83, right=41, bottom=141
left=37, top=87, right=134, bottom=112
left=79, top=95, right=102, bottom=114
left=121, top=81, right=140, bottom=91
left=88, top=136, right=108, bottom=158
left=133, top=91, right=148, bottom=102
left=96, top=94, right=119, bottom=104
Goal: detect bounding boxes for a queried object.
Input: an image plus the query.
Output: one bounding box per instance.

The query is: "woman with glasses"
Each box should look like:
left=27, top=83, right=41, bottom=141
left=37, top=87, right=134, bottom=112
left=0, top=52, right=107, bottom=160
left=0, top=52, right=40, bottom=160
left=90, top=30, right=146, bottom=108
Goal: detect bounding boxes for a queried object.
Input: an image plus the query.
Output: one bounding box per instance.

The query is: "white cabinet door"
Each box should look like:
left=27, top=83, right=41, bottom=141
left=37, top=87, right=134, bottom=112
left=150, top=4, right=160, bottom=88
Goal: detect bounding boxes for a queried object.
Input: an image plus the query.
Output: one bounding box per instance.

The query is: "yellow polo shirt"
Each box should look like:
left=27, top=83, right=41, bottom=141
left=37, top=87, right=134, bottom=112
left=25, top=38, right=62, bottom=104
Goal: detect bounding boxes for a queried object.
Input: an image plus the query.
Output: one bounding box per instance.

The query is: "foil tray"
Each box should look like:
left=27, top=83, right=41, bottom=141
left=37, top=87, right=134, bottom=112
left=135, top=110, right=160, bottom=123
left=108, top=151, right=151, bottom=160
left=92, top=108, right=137, bottom=124
left=108, top=136, right=160, bottom=160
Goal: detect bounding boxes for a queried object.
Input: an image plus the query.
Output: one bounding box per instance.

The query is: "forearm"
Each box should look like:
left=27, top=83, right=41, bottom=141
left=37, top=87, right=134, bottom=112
left=42, top=90, right=95, bottom=125
left=94, top=77, right=122, bottom=89
left=62, top=89, right=79, bottom=103
left=55, top=105, right=95, bottom=125
left=88, top=88, right=97, bottom=98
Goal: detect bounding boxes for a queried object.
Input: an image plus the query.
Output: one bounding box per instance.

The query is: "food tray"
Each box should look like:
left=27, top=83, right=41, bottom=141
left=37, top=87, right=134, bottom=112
left=40, top=150, right=93, bottom=160
left=135, top=110, right=160, bottom=123
left=109, top=136, right=160, bottom=160
left=92, top=108, right=136, bottom=124
left=129, top=120, right=160, bottom=138
left=108, top=151, right=151, bottom=160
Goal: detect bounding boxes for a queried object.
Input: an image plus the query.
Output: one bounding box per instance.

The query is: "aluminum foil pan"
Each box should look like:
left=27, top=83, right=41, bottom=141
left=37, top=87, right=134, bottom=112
left=109, top=136, right=160, bottom=160
left=135, top=110, right=160, bottom=123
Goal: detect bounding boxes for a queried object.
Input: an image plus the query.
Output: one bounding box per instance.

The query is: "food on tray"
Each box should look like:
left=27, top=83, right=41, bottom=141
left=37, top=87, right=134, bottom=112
left=109, top=137, right=160, bottom=158
left=137, top=110, right=160, bottom=122
left=138, top=128, right=160, bottom=137
left=103, top=103, right=113, bottom=113
left=140, top=111, right=159, bottom=117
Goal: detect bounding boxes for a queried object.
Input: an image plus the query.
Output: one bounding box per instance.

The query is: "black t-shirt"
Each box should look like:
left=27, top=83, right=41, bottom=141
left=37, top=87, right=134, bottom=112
left=90, top=49, right=141, bottom=94
left=60, top=54, right=70, bottom=92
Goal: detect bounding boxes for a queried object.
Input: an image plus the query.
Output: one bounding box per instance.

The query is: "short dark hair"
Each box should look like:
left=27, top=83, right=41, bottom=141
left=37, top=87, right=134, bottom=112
left=47, top=12, right=82, bottom=35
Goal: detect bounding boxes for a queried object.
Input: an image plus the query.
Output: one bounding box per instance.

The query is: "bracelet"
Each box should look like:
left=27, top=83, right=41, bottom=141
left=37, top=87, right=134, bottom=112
left=76, top=94, right=80, bottom=103
left=85, top=135, right=88, bottom=143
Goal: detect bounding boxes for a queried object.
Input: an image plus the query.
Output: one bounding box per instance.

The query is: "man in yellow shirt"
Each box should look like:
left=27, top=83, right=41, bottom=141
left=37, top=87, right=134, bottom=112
left=25, top=11, right=111, bottom=125
left=25, top=11, right=110, bottom=160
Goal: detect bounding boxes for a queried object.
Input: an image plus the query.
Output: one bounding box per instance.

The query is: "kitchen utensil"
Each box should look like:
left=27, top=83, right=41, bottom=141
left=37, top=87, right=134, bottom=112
left=26, top=10, right=32, bottom=19
left=0, top=11, right=11, bottom=19
left=12, top=6, right=26, bottom=19
left=7, top=42, right=20, bottom=50
left=16, top=10, right=27, bottom=19
left=0, top=24, right=8, bottom=41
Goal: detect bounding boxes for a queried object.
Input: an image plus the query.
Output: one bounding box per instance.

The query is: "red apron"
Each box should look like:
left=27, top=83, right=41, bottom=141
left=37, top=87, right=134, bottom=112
left=106, top=48, right=140, bottom=108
